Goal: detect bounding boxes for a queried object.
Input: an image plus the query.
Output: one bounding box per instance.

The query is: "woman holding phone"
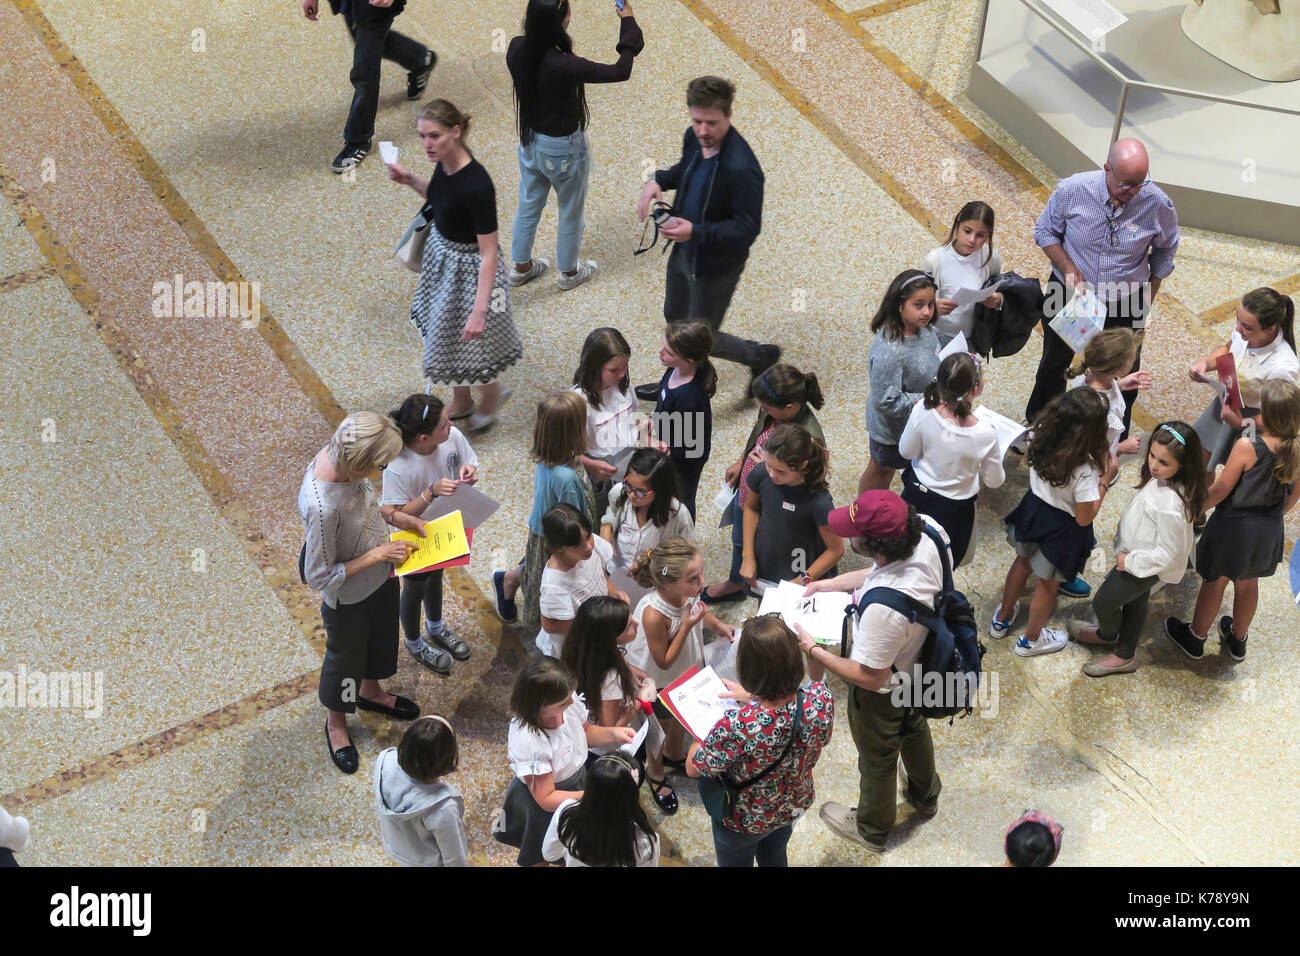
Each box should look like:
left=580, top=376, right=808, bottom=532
left=506, top=0, right=645, bottom=291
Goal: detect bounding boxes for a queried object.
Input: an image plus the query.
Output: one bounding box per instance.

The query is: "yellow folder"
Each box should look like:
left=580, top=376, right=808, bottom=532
left=389, top=510, right=470, bottom=576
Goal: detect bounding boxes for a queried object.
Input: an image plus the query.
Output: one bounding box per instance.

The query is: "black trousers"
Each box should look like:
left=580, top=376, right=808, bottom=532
left=319, top=575, right=400, bottom=712
left=1025, top=275, right=1148, bottom=437
left=341, top=4, right=428, bottom=147
left=663, top=246, right=765, bottom=368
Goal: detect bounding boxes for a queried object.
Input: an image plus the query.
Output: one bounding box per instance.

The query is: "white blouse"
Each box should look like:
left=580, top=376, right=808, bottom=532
left=507, top=699, right=589, bottom=785
left=897, top=402, right=1004, bottom=500
left=1228, top=329, right=1299, bottom=409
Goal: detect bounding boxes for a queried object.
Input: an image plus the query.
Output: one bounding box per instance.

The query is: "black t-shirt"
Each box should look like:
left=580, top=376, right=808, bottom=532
left=745, top=462, right=835, bottom=584
left=425, top=160, right=498, bottom=245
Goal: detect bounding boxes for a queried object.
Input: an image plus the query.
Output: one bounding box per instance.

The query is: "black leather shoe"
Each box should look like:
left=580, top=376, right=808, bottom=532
left=634, top=382, right=660, bottom=402
left=648, top=776, right=678, bottom=815
left=325, top=720, right=359, bottom=774
left=700, top=585, right=746, bottom=605
left=356, top=694, right=420, bottom=720
left=749, top=344, right=781, bottom=378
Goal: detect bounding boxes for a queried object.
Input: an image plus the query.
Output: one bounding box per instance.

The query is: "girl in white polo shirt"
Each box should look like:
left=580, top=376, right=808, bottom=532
left=1070, top=421, right=1207, bottom=676
left=382, top=393, right=480, bottom=674
left=1191, top=287, right=1297, bottom=472
left=897, top=352, right=1004, bottom=566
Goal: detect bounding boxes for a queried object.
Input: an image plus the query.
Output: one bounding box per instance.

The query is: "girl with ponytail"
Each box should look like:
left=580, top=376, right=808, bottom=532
left=1167, top=379, right=1300, bottom=663
left=896, top=352, right=1005, bottom=566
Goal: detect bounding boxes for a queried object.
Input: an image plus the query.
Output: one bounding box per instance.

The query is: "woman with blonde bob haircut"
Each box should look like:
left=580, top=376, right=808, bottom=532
left=299, top=412, right=430, bottom=776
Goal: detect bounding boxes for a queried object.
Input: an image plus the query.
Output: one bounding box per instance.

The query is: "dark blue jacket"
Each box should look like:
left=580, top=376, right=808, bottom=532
left=654, top=126, right=764, bottom=276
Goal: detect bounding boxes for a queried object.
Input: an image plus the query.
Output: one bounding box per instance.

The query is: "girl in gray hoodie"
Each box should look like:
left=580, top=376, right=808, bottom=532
left=374, top=716, right=470, bottom=866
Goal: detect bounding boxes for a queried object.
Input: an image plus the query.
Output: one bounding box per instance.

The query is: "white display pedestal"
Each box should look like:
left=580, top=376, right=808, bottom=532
left=968, top=0, right=1300, bottom=244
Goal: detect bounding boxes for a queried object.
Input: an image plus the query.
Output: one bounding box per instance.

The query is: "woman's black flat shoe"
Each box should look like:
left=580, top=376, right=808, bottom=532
left=325, top=720, right=359, bottom=775
left=660, top=753, right=688, bottom=772
left=356, top=694, right=420, bottom=720
left=648, top=776, right=678, bottom=815
left=701, top=586, right=746, bottom=605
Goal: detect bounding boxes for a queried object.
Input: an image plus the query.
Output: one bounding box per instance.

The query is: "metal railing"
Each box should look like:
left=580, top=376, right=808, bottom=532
left=975, top=0, right=1300, bottom=144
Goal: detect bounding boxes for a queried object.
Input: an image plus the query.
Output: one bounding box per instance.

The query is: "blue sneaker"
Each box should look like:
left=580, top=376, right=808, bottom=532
left=492, top=569, right=518, bottom=623
left=988, top=601, right=1020, bottom=640
left=1060, top=575, right=1091, bottom=598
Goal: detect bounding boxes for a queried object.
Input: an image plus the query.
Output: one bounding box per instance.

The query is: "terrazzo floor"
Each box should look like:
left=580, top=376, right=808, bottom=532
left=1, top=0, right=1297, bottom=866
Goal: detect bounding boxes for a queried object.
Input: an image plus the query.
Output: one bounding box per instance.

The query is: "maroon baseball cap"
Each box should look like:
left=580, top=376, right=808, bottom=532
left=828, top=490, right=909, bottom=538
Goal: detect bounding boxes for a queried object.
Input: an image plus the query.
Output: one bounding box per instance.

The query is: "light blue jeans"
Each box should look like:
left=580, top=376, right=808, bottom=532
left=511, top=131, right=590, bottom=274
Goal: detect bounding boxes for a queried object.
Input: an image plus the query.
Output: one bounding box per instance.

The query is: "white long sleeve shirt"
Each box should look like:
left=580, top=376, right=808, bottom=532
left=897, top=402, right=1005, bottom=500
left=1113, top=479, right=1194, bottom=583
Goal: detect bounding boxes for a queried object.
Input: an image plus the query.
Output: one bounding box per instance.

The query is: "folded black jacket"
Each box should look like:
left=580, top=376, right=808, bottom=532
left=970, top=271, right=1045, bottom=359
left=654, top=126, right=764, bottom=276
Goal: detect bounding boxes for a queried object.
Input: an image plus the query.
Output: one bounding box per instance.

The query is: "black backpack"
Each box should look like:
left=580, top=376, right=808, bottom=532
left=840, top=522, right=986, bottom=720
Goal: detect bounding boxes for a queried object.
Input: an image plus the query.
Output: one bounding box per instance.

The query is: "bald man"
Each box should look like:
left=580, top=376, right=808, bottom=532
left=1026, top=139, right=1180, bottom=429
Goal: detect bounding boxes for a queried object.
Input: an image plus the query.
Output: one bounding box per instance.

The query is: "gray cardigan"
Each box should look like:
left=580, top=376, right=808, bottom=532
left=865, top=327, right=942, bottom=446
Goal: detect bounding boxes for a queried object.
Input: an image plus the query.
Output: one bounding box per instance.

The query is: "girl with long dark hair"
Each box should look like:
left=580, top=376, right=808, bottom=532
left=542, top=754, right=660, bottom=866
left=506, top=0, right=645, bottom=291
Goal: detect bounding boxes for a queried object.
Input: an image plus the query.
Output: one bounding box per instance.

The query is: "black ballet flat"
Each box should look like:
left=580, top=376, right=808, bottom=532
left=325, top=720, right=359, bottom=775
left=356, top=694, right=420, bottom=720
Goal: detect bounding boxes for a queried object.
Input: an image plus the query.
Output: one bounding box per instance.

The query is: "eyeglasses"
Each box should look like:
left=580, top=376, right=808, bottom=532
left=625, top=484, right=653, bottom=498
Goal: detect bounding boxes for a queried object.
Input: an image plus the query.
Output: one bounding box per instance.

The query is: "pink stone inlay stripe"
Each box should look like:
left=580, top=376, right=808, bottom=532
left=0, top=0, right=329, bottom=572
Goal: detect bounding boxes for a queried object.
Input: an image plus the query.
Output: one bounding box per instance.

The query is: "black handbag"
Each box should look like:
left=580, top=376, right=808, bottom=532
left=698, top=691, right=803, bottom=823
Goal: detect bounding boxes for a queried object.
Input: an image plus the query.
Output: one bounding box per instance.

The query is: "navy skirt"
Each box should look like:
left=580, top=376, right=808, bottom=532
left=901, top=467, right=976, bottom=567
left=1004, top=491, right=1095, bottom=580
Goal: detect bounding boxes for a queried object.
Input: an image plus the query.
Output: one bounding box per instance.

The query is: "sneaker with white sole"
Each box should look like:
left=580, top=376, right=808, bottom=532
left=408, top=639, right=453, bottom=674
left=1015, top=626, right=1068, bottom=657
left=818, top=802, right=886, bottom=853
left=330, top=142, right=369, bottom=174
left=556, top=260, right=597, bottom=291
left=988, top=601, right=1020, bottom=640
left=507, top=257, right=549, bottom=288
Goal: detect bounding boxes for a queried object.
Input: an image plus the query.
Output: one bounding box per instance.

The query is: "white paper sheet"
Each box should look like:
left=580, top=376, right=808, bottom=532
left=1191, top=368, right=1228, bottom=403
left=703, top=635, right=738, bottom=682
left=937, top=331, right=970, bottom=361
left=756, top=579, right=852, bottom=645
left=662, top=666, right=735, bottom=742
left=948, top=279, right=1005, bottom=309
left=618, top=717, right=650, bottom=758
left=378, top=141, right=398, bottom=164
left=973, top=405, right=1032, bottom=461
left=714, top=482, right=737, bottom=528
left=420, top=482, right=500, bottom=529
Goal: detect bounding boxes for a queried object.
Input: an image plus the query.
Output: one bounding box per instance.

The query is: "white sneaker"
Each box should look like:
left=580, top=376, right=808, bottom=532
left=1015, top=626, right=1068, bottom=657
left=556, top=260, right=597, bottom=291
left=507, top=257, right=549, bottom=287
left=988, top=601, right=1020, bottom=640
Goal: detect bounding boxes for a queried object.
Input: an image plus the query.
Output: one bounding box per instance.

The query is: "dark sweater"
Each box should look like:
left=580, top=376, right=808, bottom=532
left=654, top=125, right=764, bottom=275
left=506, top=18, right=645, bottom=140
left=424, top=160, right=497, bottom=244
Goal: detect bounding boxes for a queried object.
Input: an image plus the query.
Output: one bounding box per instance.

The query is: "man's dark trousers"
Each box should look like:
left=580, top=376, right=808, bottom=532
left=663, top=245, right=763, bottom=368
left=1025, top=275, right=1149, bottom=437
left=341, top=1, right=428, bottom=148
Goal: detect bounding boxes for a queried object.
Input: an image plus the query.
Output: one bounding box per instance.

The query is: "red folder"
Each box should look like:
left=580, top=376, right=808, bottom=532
left=1215, top=353, right=1243, bottom=412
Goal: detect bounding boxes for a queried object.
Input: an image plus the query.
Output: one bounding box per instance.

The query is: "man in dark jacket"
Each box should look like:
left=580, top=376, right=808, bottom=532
left=303, top=0, right=436, bottom=174
left=636, top=76, right=779, bottom=396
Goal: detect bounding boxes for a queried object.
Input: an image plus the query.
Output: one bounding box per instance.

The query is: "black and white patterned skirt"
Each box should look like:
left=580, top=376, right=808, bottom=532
left=411, top=226, right=523, bottom=386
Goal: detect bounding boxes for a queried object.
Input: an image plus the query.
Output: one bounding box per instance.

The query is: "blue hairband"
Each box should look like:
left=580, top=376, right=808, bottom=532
left=1158, top=423, right=1185, bottom=445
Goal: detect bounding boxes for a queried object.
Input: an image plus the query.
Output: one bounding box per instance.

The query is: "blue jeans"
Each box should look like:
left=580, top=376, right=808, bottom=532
left=511, top=131, right=590, bottom=273
left=711, top=820, right=793, bottom=867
